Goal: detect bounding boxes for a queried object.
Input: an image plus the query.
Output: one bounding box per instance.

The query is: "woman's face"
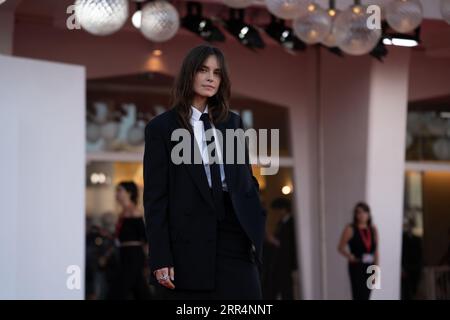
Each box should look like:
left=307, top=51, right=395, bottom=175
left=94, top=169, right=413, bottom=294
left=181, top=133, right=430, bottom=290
left=115, top=186, right=130, bottom=206
left=356, top=207, right=370, bottom=224
left=193, top=55, right=221, bottom=100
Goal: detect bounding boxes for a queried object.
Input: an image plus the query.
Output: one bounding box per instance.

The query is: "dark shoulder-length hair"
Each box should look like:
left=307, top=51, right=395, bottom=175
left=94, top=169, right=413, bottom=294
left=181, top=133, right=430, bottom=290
left=171, top=44, right=231, bottom=132
left=117, top=181, right=138, bottom=205
left=352, top=202, right=372, bottom=227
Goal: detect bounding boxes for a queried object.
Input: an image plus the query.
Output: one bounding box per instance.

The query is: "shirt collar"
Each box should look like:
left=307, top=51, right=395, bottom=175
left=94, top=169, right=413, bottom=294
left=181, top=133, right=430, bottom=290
left=190, top=105, right=208, bottom=122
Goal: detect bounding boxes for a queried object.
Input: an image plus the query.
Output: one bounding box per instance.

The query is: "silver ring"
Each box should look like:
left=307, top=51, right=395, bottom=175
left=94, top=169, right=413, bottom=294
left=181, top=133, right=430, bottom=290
left=158, top=274, right=169, bottom=281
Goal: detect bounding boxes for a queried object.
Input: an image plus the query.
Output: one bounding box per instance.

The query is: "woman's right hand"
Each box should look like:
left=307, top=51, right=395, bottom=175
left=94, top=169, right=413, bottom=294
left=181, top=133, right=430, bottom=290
left=154, top=267, right=175, bottom=289
left=348, top=255, right=359, bottom=263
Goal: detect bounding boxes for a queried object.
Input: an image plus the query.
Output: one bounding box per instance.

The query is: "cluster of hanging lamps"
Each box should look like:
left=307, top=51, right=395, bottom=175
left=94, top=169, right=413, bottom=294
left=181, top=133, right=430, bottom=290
left=71, top=0, right=450, bottom=56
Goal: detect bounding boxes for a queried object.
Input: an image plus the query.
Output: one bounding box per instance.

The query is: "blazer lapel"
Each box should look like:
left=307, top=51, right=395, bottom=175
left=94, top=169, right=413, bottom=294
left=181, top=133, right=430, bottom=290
left=168, top=109, right=215, bottom=210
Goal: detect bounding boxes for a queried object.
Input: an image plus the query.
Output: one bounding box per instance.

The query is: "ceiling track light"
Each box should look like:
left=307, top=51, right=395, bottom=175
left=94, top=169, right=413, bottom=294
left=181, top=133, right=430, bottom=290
left=370, top=38, right=389, bottom=62
left=225, top=8, right=265, bottom=50
left=382, top=24, right=421, bottom=48
left=327, top=46, right=344, bottom=57
left=181, top=1, right=225, bottom=42
left=265, top=14, right=306, bottom=51
left=368, top=21, right=389, bottom=62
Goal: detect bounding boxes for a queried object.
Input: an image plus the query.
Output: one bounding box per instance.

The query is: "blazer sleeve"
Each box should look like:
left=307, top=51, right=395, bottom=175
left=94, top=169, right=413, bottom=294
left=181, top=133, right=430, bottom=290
left=143, top=121, right=173, bottom=272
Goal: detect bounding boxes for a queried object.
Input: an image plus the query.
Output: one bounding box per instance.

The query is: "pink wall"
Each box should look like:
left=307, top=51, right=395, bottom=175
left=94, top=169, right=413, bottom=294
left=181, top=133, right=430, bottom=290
left=0, top=8, right=15, bottom=54
left=14, top=20, right=308, bottom=104
left=409, top=51, right=450, bottom=102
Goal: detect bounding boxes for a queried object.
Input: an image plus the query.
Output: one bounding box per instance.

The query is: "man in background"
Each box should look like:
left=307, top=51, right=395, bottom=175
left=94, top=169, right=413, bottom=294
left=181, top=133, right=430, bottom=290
left=265, top=197, right=298, bottom=300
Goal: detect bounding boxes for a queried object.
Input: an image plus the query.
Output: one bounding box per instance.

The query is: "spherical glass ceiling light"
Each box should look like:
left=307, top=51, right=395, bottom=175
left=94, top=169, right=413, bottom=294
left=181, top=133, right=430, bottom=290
left=293, top=3, right=331, bottom=44
left=334, top=3, right=382, bottom=56
left=140, top=0, right=180, bottom=42
left=265, top=0, right=312, bottom=20
left=441, top=0, right=450, bottom=25
left=222, top=0, right=254, bottom=9
left=74, top=0, right=129, bottom=36
left=321, top=5, right=341, bottom=48
left=386, top=0, right=423, bottom=33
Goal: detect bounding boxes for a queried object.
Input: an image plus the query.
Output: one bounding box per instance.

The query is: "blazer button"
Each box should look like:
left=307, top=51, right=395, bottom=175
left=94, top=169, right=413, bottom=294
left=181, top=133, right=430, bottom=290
left=251, top=244, right=256, bottom=252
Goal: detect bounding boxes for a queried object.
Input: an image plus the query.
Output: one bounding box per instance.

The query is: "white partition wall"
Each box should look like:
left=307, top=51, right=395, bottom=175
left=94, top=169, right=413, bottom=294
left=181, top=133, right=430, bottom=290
left=319, top=52, right=373, bottom=300
left=0, top=55, right=86, bottom=299
left=366, top=49, right=410, bottom=299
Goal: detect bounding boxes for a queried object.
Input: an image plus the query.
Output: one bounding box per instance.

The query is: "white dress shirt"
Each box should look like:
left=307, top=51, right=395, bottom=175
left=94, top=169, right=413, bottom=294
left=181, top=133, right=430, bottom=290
left=190, top=105, right=228, bottom=191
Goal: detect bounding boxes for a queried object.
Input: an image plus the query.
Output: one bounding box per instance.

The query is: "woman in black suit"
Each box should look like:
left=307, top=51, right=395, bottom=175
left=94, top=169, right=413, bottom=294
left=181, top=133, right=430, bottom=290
left=143, top=44, right=266, bottom=299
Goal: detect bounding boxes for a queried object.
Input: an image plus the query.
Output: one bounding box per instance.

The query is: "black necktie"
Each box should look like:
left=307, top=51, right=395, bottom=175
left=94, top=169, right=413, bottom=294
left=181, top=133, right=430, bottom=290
left=200, top=113, right=225, bottom=221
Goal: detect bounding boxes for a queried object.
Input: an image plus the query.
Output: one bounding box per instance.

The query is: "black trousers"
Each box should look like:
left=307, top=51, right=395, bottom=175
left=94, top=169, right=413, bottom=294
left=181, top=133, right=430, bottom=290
left=348, top=263, right=372, bottom=300
left=107, top=246, right=152, bottom=300
left=158, top=191, right=262, bottom=300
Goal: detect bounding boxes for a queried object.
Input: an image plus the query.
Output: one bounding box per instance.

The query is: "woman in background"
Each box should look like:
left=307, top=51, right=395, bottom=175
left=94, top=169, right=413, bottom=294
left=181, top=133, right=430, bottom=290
left=338, top=202, right=379, bottom=300
left=107, top=181, right=151, bottom=300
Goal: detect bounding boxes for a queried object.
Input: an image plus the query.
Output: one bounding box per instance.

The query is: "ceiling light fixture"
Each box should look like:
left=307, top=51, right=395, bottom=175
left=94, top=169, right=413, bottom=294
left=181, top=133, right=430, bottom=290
left=181, top=1, right=225, bottom=42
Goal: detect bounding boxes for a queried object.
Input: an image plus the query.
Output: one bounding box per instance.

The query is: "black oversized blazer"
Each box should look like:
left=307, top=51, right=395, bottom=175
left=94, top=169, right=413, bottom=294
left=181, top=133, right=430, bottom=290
left=143, top=108, right=266, bottom=290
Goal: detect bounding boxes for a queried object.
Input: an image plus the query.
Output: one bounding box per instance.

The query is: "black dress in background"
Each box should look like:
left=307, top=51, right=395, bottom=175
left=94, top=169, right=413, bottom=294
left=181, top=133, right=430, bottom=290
left=401, top=232, right=423, bottom=300
left=108, top=217, right=151, bottom=300
left=347, top=225, right=377, bottom=300
left=264, top=216, right=298, bottom=300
